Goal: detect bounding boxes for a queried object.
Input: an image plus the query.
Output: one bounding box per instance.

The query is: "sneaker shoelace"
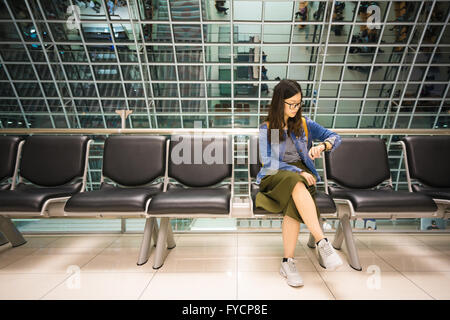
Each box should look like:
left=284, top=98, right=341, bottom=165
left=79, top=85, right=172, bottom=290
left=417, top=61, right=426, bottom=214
left=320, top=242, right=334, bottom=257
left=287, top=259, right=297, bottom=273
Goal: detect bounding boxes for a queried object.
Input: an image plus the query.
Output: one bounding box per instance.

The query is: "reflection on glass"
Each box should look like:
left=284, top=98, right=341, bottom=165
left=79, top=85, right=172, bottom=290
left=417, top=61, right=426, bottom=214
left=147, top=45, right=174, bottom=62
left=82, top=23, right=112, bottom=42
left=8, top=64, right=36, bottom=80
left=49, top=23, right=81, bottom=42
left=183, top=116, right=207, bottom=128
left=149, top=65, right=176, bottom=80
left=94, top=65, right=121, bottom=80
left=180, top=83, right=205, bottom=97
left=97, top=83, right=124, bottom=97
left=182, top=100, right=206, bottom=113
left=152, top=83, right=178, bottom=97
left=233, top=24, right=261, bottom=43
left=169, top=0, right=200, bottom=21
left=176, top=46, right=203, bottom=62
left=206, top=46, right=231, bottom=62
left=203, top=24, right=231, bottom=42
left=58, top=45, right=88, bottom=62
left=155, top=100, right=179, bottom=113
left=122, top=65, right=141, bottom=80
left=264, top=25, right=291, bottom=43
left=207, top=83, right=231, bottom=97
left=125, top=83, right=145, bottom=97
left=173, top=24, right=202, bottom=43
left=234, top=1, right=262, bottom=21
left=88, top=45, right=116, bottom=62
left=202, top=0, right=230, bottom=21
left=208, top=100, right=232, bottom=112
left=177, top=66, right=204, bottom=81
left=265, top=1, right=293, bottom=21
left=138, top=0, right=169, bottom=20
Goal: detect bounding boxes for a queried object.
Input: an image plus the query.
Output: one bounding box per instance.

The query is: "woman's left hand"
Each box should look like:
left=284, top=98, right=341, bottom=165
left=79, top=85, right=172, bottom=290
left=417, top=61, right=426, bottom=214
left=308, top=144, right=325, bottom=160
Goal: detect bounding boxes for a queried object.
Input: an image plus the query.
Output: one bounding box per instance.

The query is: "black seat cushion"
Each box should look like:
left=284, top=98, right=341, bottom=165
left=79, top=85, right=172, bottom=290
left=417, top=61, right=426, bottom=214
left=251, top=183, right=336, bottom=214
left=402, top=136, right=450, bottom=188
left=329, top=186, right=438, bottom=212
left=412, top=185, right=450, bottom=200
left=0, top=182, right=83, bottom=212
left=148, top=187, right=231, bottom=215
left=0, top=136, right=21, bottom=182
left=64, top=182, right=163, bottom=212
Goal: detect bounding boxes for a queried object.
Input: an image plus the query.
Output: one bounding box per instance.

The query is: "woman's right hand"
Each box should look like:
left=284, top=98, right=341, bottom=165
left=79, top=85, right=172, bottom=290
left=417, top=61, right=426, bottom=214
left=300, top=171, right=316, bottom=186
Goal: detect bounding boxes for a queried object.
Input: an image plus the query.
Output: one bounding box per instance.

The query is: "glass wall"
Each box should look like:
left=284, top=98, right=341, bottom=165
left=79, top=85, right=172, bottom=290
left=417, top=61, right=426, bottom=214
left=0, top=0, right=449, bottom=232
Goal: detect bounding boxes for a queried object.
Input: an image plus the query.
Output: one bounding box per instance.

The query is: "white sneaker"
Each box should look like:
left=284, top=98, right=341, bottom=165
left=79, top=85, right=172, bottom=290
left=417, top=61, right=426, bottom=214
left=317, top=238, right=343, bottom=270
left=280, top=258, right=304, bottom=287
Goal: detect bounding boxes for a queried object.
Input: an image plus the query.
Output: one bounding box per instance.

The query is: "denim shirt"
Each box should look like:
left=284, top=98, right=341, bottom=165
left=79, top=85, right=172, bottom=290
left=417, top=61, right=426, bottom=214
left=256, top=116, right=341, bottom=184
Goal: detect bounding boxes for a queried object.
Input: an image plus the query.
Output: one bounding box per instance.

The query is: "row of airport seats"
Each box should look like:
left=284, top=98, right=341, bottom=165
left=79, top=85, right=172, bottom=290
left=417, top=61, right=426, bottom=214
left=0, top=134, right=449, bottom=271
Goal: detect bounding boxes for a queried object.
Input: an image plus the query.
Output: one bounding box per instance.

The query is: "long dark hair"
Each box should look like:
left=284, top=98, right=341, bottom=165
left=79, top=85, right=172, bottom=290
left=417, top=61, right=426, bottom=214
left=266, top=79, right=303, bottom=143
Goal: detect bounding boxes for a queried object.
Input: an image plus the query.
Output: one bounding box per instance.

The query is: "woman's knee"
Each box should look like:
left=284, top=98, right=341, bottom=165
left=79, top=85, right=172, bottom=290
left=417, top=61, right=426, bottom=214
left=292, top=181, right=308, bottom=195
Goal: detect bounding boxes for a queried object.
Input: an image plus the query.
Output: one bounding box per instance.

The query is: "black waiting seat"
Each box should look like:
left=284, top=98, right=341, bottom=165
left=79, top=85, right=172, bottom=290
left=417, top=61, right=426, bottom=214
left=0, top=136, right=23, bottom=246
left=64, top=135, right=166, bottom=215
left=248, top=135, right=337, bottom=216
left=147, top=135, right=233, bottom=269
left=325, top=138, right=438, bottom=216
left=0, top=135, right=91, bottom=248
left=323, top=137, right=439, bottom=271
left=0, top=135, right=92, bottom=215
left=0, top=136, right=23, bottom=191
left=148, top=135, right=233, bottom=216
left=401, top=136, right=450, bottom=203
left=63, top=135, right=167, bottom=266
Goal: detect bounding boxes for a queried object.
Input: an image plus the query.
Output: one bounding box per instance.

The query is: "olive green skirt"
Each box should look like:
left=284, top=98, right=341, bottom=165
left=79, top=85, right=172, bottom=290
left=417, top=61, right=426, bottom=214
left=255, top=160, right=320, bottom=223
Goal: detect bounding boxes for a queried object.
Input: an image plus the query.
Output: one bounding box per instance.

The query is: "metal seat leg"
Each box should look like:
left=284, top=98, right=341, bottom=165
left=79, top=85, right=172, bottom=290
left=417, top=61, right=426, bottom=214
left=332, top=220, right=344, bottom=250
left=0, top=232, right=9, bottom=246
left=137, top=217, right=156, bottom=266
left=340, top=215, right=362, bottom=271
left=153, top=218, right=172, bottom=269
left=0, top=216, right=26, bottom=247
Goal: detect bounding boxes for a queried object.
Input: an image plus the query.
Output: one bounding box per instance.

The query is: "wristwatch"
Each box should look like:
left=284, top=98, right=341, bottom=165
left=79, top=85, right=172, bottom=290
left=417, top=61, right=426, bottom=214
left=321, top=142, right=328, bottom=151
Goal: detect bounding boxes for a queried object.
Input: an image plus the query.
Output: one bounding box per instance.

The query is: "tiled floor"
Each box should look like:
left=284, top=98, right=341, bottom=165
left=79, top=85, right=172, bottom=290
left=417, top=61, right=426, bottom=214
left=0, top=233, right=449, bottom=300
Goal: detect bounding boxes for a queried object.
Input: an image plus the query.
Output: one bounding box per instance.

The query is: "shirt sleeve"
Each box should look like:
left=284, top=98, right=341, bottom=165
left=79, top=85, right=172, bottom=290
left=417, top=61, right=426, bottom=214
left=306, top=118, right=341, bottom=151
left=259, top=125, right=303, bottom=174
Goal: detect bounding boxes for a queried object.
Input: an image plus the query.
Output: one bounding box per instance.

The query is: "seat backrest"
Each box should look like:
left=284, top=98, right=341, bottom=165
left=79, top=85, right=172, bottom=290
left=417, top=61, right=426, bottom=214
left=169, top=135, right=232, bottom=187
left=402, top=136, right=450, bottom=188
left=103, top=135, right=167, bottom=186
left=20, top=135, right=89, bottom=187
left=249, top=135, right=260, bottom=178
left=325, top=137, right=390, bottom=189
left=0, top=136, right=21, bottom=185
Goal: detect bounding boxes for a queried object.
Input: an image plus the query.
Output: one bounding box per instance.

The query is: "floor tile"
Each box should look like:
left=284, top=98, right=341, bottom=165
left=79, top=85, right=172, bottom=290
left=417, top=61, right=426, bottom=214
left=402, top=272, right=450, bottom=300
left=46, top=235, right=119, bottom=249
left=237, top=271, right=334, bottom=300
left=0, top=247, right=103, bottom=273
left=356, top=234, right=425, bottom=247
left=0, top=273, right=69, bottom=300
left=238, top=245, right=305, bottom=258
left=320, top=271, right=433, bottom=300
left=43, top=272, right=154, bottom=300
left=140, top=272, right=236, bottom=300
left=374, top=253, right=450, bottom=272
left=0, top=246, right=39, bottom=269
left=176, top=234, right=237, bottom=247
left=81, top=248, right=157, bottom=273
left=238, top=256, right=316, bottom=272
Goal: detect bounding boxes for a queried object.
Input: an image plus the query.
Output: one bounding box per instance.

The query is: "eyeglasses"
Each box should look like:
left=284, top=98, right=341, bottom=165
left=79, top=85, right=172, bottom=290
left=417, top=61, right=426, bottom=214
left=285, top=101, right=303, bottom=111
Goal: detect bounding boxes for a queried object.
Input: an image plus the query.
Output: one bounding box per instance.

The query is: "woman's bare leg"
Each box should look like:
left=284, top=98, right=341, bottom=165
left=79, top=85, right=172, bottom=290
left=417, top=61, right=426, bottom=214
left=282, top=215, right=300, bottom=258
left=291, top=182, right=325, bottom=243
